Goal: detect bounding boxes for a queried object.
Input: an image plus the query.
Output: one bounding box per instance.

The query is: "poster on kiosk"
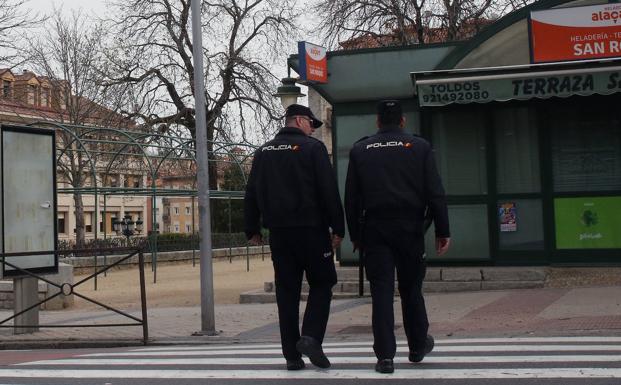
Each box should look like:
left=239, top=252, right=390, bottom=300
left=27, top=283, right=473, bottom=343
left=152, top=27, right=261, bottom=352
left=298, top=41, right=328, bottom=83
left=0, top=125, right=57, bottom=279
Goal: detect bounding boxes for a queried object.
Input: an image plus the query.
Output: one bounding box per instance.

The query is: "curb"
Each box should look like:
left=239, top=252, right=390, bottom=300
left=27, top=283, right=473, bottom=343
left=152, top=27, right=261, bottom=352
left=0, top=334, right=243, bottom=350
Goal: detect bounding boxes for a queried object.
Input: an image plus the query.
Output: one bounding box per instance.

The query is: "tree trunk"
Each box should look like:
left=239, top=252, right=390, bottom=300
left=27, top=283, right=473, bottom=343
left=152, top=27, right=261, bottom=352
left=206, top=126, right=218, bottom=190
left=73, top=192, right=86, bottom=248
left=414, top=2, right=425, bottom=44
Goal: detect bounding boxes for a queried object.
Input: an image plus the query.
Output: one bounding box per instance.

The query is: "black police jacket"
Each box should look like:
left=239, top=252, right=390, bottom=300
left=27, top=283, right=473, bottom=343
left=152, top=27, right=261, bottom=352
left=344, top=126, right=450, bottom=242
left=244, top=126, right=345, bottom=239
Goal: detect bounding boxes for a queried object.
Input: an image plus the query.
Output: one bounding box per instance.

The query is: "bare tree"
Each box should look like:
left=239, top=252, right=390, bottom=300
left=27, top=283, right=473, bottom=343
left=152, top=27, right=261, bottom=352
left=27, top=9, right=134, bottom=248
left=0, top=0, right=45, bottom=65
left=103, top=0, right=298, bottom=189
left=314, top=0, right=428, bottom=48
left=430, top=0, right=493, bottom=42
left=313, top=0, right=536, bottom=49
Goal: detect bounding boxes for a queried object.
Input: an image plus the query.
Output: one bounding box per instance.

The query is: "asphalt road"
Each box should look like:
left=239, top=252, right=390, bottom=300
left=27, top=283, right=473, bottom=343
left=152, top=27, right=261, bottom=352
left=1, top=336, right=621, bottom=384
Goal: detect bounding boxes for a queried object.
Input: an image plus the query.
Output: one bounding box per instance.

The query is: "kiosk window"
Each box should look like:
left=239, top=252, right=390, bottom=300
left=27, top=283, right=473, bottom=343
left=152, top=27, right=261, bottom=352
left=494, top=107, right=541, bottom=194
left=551, top=101, right=621, bottom=192
left=432, top=110, right=487, bottom=195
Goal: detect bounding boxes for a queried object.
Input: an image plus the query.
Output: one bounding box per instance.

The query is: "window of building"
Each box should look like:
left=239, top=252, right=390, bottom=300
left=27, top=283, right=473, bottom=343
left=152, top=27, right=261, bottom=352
left=59, top=89, right=67, bottom=110
left=185, top=206, right=191, bottom=215
left=174, top=223, right=180, bottom=233
left=174, top=207, right=179, bottom=215
left=27, top=84, right=36, bottom=105
left=109, top=215, right=117, bottom=232
left=85, top=212, right=93, bottom=233
left=185, top=224, right=191, bottom=232
left=2, top=80, right=11, bottom=97
left=41, top=87, right=49, bottom=107
left=58, top=212, right=66, bottom=234
left=109, top=175, right=119, bottom=187
left=74, top=212, right=93, bottom=233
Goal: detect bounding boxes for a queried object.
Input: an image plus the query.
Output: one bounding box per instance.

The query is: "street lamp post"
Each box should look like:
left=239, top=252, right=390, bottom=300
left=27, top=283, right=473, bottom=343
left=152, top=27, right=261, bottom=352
left=191, top=0, right=217, bottom=335
left=113, top=215, right=143, bottom=246
left=273, top=77, right=305, bottom=109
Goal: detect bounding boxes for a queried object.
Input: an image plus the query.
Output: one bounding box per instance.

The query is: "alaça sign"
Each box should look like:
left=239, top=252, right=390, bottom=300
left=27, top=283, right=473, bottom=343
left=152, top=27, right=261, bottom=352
left=554, top=197, right=621, bottom=249
left=530, top=4, right=621, bottom=63
left=298, top=41, right=328, bottom=83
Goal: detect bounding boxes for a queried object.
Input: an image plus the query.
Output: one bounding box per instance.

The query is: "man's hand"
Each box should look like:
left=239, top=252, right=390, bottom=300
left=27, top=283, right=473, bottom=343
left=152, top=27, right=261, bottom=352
left=332, top=235, right=343, bottom=249
left=249, top=234, right=262, bottom=246
left=352, top=241, right=360, bottom=253
left=436, top=237, right=451, bottom=256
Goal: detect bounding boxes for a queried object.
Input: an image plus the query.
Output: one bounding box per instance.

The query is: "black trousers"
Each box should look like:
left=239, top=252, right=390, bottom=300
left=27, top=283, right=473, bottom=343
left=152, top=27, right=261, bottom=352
left=269, top=227, right=337, bottom=360
left=363, top=219, right=428, bottom=360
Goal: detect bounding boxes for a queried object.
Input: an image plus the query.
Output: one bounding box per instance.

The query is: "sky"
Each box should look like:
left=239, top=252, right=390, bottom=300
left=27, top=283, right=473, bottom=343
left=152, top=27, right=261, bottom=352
left=26, top=0, right=108, bottom=18
left=23, top=0, right=313, bottom=91
left=20, top=0, right=315, bottom=141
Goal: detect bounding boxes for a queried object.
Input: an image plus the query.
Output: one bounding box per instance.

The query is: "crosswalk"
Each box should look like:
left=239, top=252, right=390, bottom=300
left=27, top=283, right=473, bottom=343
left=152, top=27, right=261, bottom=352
left=1, top=336, right=621, bottom=381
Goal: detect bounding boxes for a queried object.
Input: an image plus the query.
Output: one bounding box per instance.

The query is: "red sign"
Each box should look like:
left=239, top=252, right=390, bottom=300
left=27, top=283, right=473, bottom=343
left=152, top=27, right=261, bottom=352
left=530, top=4, right=621, bottom=63
left=298, top=41, right=328, bottom=83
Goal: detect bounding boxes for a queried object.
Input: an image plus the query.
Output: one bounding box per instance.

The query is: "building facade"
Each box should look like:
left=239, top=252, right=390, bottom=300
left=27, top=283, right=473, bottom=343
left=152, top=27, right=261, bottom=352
left=293, top=0, right=621, bottom=266
left=0, top=68, right=148, bottom=244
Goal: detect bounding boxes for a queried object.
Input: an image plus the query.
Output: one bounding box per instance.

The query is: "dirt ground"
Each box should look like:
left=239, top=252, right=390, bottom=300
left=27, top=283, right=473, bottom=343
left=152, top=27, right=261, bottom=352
left=545, top=267, right=621, bottom=288
left=70, top=258, right=621, bottom=310
left=72, top=256, right=274, bottom=310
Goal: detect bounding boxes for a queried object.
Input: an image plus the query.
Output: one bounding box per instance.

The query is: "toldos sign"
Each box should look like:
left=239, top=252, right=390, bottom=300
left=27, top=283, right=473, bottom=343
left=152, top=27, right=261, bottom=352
left=530, top=4, right=621, bottom=63
left=415, top=68, right=621, bottom=106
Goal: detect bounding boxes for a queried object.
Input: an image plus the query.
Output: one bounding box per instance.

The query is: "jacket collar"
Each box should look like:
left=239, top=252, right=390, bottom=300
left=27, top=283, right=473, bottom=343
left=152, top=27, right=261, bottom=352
left=378, top=125, right=404, bottom=134
left=277, top=126, right=307, bottom=136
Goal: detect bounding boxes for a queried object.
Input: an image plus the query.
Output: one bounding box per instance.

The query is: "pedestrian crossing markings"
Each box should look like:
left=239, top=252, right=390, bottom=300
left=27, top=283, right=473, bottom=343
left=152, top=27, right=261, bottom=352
left=1, top=336, right=620, bottom=380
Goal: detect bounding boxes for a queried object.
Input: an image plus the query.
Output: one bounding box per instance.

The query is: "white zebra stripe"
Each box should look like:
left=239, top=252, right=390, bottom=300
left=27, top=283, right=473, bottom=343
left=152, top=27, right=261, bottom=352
left=84, top=344, right=621, bottom=357
left=1, top=368, right=621, bottom=379
left=19, top=354, right=621, bottom=366
left=135, top=337, right=621, bottom=352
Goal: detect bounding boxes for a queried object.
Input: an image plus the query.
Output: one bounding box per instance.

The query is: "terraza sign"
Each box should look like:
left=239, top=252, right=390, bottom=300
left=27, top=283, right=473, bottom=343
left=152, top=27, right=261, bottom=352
left=417, top=70, right=621, bottom=106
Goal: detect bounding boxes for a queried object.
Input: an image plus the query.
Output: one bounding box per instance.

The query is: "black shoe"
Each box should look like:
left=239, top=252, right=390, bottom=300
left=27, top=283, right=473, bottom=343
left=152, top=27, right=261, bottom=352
left=409, top=334, right=435, bottom=363
left=375, top=358, right=394, bottom=373
left=286, top=358, right=305, bottom=371
left=295, top=336, right=331, bottom=368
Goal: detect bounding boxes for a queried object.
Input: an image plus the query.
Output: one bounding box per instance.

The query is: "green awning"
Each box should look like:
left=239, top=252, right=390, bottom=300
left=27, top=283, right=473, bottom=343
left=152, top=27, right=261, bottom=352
left=412, top=59, right=621, bottom=107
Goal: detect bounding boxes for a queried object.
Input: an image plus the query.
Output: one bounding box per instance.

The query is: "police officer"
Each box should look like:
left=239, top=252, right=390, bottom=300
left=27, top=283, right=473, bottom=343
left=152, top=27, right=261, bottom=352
left=344, top=100, right=450, bottom=374
left=244, top=104, right=344, bottom=371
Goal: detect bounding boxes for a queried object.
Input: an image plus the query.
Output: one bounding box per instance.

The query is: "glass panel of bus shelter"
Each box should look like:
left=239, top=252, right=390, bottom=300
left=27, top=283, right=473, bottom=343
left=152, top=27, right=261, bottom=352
left=494, top=107, right=541, bottom=194
left=497, top=199, right=544, bottom=250
left=431, top=110, right=487, bottom=195
left=425, top=204, right=490, bottom=260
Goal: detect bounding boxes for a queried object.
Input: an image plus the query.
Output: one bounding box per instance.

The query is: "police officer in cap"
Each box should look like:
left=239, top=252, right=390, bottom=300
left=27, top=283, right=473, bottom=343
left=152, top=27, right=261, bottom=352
left=244, top=104, right=344, bottom=371
left=344, top=100, right=450, bottom=373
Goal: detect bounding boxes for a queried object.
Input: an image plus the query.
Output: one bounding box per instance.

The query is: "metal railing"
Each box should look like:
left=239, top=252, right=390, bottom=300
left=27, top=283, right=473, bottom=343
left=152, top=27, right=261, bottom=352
left=0, top=246, right=149, bottom=344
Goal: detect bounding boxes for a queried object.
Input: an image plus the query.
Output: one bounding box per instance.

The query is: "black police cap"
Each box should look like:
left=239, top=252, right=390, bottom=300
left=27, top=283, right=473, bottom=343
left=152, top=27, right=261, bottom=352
left=285, top=104, right=323, bottom=128
left=377, top=100, right=403, bottom=122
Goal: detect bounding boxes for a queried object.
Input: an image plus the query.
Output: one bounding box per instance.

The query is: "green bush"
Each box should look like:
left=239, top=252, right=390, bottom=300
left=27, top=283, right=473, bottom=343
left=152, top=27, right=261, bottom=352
left=58, top=231, right=261, bottom=254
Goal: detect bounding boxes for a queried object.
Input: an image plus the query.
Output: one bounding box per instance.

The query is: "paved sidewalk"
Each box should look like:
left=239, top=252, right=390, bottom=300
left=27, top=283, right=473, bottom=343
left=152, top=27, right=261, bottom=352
left=1, top=284, right=620, bottom=348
